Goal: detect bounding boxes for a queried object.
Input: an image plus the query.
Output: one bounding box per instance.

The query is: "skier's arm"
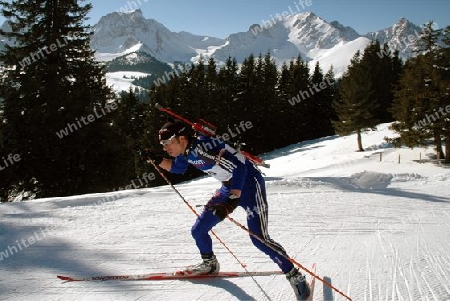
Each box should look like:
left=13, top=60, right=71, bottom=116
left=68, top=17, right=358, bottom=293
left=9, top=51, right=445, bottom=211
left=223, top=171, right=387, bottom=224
left=154, top=156, right=189, bottom=173
left=140, top=150, right=188, bottom=174
left=167, top=155, right=189, bottom=174
left=218, top=150, right=247, bottom=197
left=159, top=158, right=173, bottom=171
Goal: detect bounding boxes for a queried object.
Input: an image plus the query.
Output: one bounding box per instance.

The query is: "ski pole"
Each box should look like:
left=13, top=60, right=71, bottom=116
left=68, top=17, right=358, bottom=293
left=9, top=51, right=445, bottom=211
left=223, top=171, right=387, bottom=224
left=148, top=159, right=279, bottom=299
left=224, top=215, right=353, bottom=301
left=148, top=159, right=352, bottom=300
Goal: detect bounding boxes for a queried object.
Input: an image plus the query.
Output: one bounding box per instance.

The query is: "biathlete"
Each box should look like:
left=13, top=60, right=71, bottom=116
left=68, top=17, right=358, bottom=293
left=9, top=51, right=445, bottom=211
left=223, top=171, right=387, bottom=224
left=143, top=121, right=310, bottom=300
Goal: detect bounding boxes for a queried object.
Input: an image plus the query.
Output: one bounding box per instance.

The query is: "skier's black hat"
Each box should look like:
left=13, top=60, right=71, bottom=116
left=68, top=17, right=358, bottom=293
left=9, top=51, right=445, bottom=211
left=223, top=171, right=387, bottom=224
left=158, top=121, right=189, bottom=141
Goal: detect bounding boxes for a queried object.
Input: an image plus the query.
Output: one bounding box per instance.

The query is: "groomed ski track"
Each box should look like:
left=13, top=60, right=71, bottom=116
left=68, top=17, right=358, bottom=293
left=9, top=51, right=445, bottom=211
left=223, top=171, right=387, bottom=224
left=1, top=124, right=449, bottom=300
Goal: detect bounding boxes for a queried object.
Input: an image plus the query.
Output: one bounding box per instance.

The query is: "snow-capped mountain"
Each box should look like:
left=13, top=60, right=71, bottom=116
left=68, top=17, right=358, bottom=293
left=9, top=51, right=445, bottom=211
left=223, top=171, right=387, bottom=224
left=0, top=9, right=433, bottom=87
left=91, top=10, right=367, bottom=66
left=208, top=12, right=369, bottom=76
left=90, top=9, right=226, bottom=63
left=365, top=18, right=424, bottom=58
left=90, top=10, right=425, bottom=78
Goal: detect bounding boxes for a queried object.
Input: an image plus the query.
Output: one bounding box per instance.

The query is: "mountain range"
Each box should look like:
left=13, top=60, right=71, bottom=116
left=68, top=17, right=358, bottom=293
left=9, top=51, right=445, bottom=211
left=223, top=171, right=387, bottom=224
left=90, top=9, right=424, bottom=77
left=0, top=9, right=428, bottom=91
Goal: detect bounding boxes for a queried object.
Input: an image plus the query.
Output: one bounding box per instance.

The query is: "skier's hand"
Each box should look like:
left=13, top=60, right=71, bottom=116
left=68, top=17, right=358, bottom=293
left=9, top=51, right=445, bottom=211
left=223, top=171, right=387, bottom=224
left=209, top=194, right=240, bottom=221
left=230, top=189, right=241, bottom=198
left=138, top=149, right=163, bottom=165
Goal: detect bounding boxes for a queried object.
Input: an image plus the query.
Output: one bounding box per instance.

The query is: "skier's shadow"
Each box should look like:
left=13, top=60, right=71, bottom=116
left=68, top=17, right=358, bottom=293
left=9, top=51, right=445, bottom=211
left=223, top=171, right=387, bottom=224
left=188, top=278, right=256, bottom=300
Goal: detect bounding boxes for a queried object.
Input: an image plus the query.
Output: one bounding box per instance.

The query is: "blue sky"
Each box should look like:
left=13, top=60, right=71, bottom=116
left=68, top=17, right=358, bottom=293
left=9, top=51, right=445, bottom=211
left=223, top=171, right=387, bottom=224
left=1, top=0, right=449, bottom=38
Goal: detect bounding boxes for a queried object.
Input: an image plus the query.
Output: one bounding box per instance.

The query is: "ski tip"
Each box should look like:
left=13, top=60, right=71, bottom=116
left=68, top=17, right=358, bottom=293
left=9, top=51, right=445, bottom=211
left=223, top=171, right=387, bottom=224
left=57, top=275, right=75, bottom=281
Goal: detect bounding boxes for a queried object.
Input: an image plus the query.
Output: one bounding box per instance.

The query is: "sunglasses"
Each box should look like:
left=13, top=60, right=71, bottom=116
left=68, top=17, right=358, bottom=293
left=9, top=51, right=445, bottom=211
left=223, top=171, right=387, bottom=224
left=160, top=134, right=176, bottom=146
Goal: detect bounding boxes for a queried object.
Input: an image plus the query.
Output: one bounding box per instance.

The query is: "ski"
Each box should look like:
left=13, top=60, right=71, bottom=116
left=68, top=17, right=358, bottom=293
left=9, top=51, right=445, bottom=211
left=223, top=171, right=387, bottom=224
left=155, top=103, right=270, bottom=168
left=57, top=270, right=283, bottom=282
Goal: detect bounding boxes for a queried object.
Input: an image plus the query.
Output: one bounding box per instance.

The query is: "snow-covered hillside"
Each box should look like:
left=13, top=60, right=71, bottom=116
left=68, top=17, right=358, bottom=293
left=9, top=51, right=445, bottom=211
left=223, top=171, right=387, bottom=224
left=105, top=71, right=149, bottom=93
left=1, top=124, right=449, bottom=301
left=307, top=37, right=371, bottom=78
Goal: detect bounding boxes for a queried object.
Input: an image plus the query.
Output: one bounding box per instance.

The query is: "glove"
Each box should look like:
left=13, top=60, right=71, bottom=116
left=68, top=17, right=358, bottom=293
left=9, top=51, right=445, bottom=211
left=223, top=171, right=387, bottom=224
left=208, top=194, right=240, bottom=221
left=137, top=149, right=163, bottom=165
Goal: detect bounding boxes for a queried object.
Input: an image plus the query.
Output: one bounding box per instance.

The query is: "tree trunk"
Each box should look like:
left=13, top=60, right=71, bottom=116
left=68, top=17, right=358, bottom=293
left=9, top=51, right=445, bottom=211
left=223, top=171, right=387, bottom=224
left=445, top=137, right=450, bottom=164
left=357, top=129, right=364, bottom=152
left=434, top=131, right=445, bottom=160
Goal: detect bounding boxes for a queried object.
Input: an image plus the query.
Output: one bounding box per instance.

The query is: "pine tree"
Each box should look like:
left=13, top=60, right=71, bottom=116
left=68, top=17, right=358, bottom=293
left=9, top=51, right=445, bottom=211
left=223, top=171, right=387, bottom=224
left=332, top=51, right=379, bottom=151
left=414, top=21, right=442, bottom=54
left=0, top=0, right=131, bottom=199
left=416, top=22, right=444, bottom=159
left=390, top=55, right=433, bottom=147
left=360, top=41, right=402, bottom=122
left=277, top=62, right=291, bottom=103
left=190, top=57, right=207, bottom=117
left=258, top=52, right=281, bottom=150
left=0, top=110, right=12, bottom=201
left=282, top=55, right=311, bottom=143
left=323, top=67, right=338, bottom=132
left=390, top=21, right=449, bottom=162
left=235, top=54, right=258, bottom=151
left=276, top=61, right=292, bottom=138
left=205, top=56, right=221, bottom=124
left=216, top=56, right=239, bottom=127
left=309, top=62, right=335, bottom=138
left=332, top=40, right=403, bottom=151
left=439, top=26, right=450, bottom=162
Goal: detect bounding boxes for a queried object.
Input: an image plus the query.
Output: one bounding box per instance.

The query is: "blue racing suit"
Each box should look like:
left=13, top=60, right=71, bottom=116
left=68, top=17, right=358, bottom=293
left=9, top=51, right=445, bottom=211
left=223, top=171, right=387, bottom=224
left=170, top=135, right=294, bottom=273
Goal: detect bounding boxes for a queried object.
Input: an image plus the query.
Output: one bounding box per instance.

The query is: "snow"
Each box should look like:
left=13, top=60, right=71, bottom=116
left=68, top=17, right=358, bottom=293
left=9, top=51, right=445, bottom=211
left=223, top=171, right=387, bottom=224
left=1, top=123, right=450, bottom=300
left=105, top=71, right=150, bottom=93
left=307, top=37, right=371, bottom=78
left=94, top=42, right=143, bottom=62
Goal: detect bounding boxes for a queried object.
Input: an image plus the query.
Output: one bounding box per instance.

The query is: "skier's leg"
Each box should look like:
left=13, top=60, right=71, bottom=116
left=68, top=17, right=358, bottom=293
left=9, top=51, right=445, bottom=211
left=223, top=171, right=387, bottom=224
left=241, top=174, right=294, bottom=273
left=185, top=209, right=221, bottom=275
left=242, top=173, right=310, bottom=300
left=191, top=208, right=221, bottom=255
left=188, top=185, right=229, bottom=274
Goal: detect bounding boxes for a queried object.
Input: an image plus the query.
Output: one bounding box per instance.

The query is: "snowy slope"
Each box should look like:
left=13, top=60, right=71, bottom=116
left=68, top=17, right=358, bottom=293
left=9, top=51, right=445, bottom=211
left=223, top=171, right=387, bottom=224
left=105, top=71, right=150, bottom=92
left=307, top=37, right=370, bottom=78
left=1, top=124, right=450, bottom=301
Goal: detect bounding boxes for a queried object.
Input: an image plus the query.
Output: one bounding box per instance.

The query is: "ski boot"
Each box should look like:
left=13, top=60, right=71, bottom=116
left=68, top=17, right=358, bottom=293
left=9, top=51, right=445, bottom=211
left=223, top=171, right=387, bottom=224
left=286, top=267, right=311, bottom=300
left=177, top=255, right=220, bottom=276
